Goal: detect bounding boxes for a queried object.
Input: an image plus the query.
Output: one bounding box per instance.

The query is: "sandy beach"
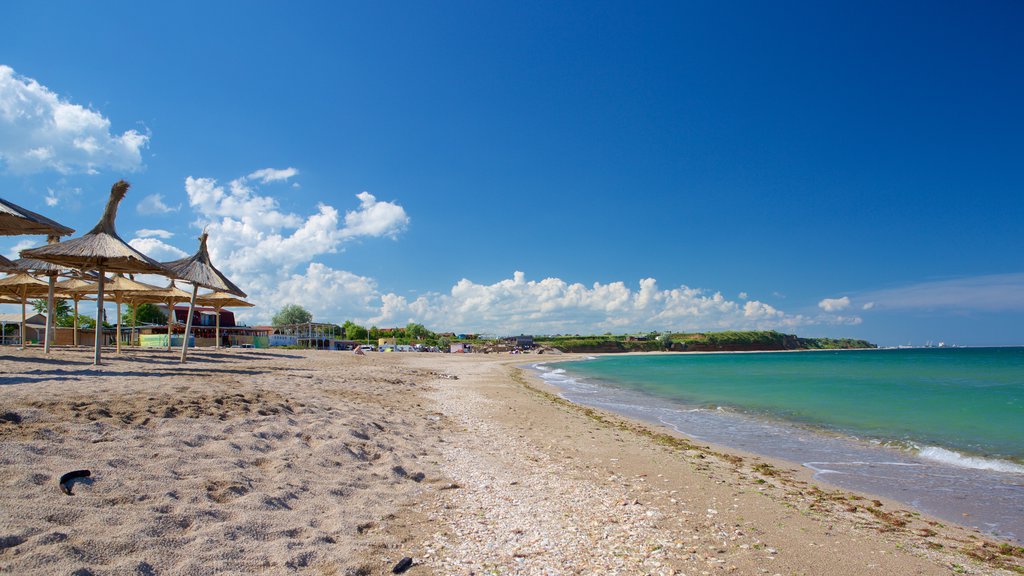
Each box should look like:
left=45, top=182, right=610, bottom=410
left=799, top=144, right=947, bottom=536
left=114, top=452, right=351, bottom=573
left=1, top=348, right=1021, bottom=575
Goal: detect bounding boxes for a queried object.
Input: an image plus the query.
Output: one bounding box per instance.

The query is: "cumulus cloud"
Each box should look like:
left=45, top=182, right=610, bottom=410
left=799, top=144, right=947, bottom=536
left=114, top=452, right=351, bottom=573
left=818, top=296, right=851, bottom=312
left=365, top=272, right=810, bottom=335
left=248, top=167, right=298, bottom=184
left=177, top=171, right=409, bottom=322
left=340, top=192, right=410, bottom=239
left=137, top=193, right=180, bottom=214
left=6, top=239, right=39, bottom=259
left=44, top=189, right=58, bottom=207
left=127, top=237, right=188, bottom=261
left=135, top=228, right=174, bottom=239
left=0, top=65, right=148, bottom=175
left=862, top=302, right=875, bottom=310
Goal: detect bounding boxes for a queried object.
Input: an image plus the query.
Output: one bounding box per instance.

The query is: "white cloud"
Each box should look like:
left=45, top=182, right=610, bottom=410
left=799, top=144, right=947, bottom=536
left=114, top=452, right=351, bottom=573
left=127, top=237, right=188, bottom=262
left=6, top=238, right=40, bottom=259
left=340, top=192, right=410, bottom=239
left=137, top=193, right=180, bottom=214
left=44, top=189, right=58, bottom=207
left=0, top=65, right=148, bottom=175
left=818, top=296, right=851, bottom=312
left=862, top=302, right=875, bottom=310
left=176, top=172, right=410, bottom=323
left=365, top=272, right=811, bottom=335
left=135, top=228, right=174, bottom=239
left=855, top=273, right=1024, bottom=312
left=738, top=292, right=748, bottom=300
left=248, top=167, right=298, bottom=184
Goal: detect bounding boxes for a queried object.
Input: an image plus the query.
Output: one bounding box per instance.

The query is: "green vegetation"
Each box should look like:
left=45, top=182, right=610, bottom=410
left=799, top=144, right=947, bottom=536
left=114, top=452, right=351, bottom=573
left=271, top=303, right=313, bottom=326
left=535, top=330, right=874, bottom=353
left=31, top=298, right=71, bottom=320
left=122, top=303, right=168, bottom=326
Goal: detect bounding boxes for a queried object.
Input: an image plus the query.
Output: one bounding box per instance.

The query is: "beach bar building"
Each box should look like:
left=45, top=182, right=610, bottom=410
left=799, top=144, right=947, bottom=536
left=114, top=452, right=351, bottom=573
left=132, top=304, right=271, bottom=348
left=272, top=322, right=350, bottom=350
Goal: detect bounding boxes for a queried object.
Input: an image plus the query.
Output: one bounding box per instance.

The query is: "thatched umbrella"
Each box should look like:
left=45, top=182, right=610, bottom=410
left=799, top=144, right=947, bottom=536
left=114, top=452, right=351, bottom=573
left=54, top=276, right=97, bottom=347
left=162, top=232, right=245, bottom=363
left=0, top=254, right=17, bottom=272
left=0, top=273, right=63, bottom=350
left=196, top=291, right=254, bottom=348
left=103, top=275, right=162, bottom=354
left=20, top=181, right=172, bottom=365
left=14, top=247, right=73, bottom=353
left=124, top=280, right=193, bottom=350
left=0, top=197, right=74, bottom=237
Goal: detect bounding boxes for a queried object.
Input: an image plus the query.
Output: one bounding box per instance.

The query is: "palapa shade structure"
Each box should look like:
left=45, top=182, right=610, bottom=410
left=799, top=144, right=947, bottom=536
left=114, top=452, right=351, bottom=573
left=14, top=254, right=72, bottom=353
left=20, top=181, right=172, bottom=365
left=0, top=254, right=17, bottom=272
left=126, top=280, right=193, bottom=351
left=162, top=232, right=245, bottom=363
left=0, top=273, right=72, bottom=350
left=54, top=276, right=97, bottom=347
left=196, top=290, right=254, bottom=348
left=0, top=197, right=74, bottom=237
left=90, top=274, right=163, bottom=354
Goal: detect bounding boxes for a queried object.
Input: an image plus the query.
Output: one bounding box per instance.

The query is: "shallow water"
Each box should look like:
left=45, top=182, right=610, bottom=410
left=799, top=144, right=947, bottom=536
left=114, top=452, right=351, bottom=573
left=536, top=348, right=1024, bottom=542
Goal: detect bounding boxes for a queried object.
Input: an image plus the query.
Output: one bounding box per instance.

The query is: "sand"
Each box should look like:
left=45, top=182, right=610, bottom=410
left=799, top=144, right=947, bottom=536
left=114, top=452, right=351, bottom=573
left=1, top=347, right=1021, bottom=575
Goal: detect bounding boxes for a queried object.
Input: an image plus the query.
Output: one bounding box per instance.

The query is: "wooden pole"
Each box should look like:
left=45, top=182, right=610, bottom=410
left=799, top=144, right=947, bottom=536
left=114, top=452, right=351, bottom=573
left=73, top=296, right=79, bottom=346
left=115, top=293, right=123, bottom=354
left=93, top=267, right=105, bottom=365
left=166, top=299, right=174, bottom=351
left=44, top=274, right=55, bottom=353
left=19, top=293, right=26, bottom=350
left=215, top=305, right=222, bottom=349
left=179, top=284, right=199, bottom=363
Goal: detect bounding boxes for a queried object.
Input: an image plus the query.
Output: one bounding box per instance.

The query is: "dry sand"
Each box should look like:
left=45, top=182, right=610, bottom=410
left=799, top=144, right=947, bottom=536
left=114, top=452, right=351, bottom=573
left=1, top=348, right=1021, bottom=575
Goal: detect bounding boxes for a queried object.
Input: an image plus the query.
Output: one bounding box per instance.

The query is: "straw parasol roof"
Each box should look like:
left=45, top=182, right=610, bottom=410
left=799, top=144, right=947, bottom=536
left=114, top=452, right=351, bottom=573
left=0, top=273, right=68, bottom=350
left=196, top=290, right=254, bottom=349
left=0, top=197, right=75, bottom=237
left=0, top=254, right=16, bottom=272
left=19, top=182, right=169, bottom=274
left=127, top=280, right=193, bottom=351
left=20, top=181, right=173, bottom=364
left=162, top=232, right=246, bottom=362
left=12, top=256, right=72, bottom=353
left=162, top=233, right=245, bottom=297
left=54, top=276, right=97, bottom=347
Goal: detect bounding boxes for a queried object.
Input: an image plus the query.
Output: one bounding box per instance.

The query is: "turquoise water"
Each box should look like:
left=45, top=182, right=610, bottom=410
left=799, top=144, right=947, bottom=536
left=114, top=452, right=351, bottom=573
left=561, top=347, right=1024, bottom=464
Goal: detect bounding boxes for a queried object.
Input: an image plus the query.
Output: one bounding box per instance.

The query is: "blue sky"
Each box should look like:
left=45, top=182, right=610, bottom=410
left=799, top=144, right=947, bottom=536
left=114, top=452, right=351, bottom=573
left=1, top=1, right=1022, bottom=346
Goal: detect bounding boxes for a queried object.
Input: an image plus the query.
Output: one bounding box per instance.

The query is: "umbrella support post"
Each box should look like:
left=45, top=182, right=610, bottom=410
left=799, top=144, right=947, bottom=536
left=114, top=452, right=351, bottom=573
left=179, top=284, right=199, bottom=363
left=73, top=297, right=79, bottom=347
left=115, top=295, right=122, bottom=355
left=19, top=297, right=26, bottom=351
left=44, top=274, right=55, bottom=353
left=94, top=267, right=105, bottom=365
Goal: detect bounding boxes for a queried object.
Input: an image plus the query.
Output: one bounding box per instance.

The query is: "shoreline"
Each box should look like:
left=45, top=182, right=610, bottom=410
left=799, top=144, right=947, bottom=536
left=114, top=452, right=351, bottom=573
left=1, top=348, right=1021, bottom=574
left=532, top=352, right=1024, bottom=543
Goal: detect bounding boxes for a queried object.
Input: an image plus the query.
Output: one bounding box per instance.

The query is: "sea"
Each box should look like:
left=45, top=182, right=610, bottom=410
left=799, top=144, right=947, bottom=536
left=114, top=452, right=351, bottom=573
left=533, top=347, right=1024, bottom=542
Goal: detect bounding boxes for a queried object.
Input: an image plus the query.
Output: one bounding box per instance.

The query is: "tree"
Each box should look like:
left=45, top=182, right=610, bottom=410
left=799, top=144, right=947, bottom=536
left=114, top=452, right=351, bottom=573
left=123, top=303, right=167, bottom=326
left=343, top=320, right=368, bottom=341
left=272, top=304, right=312, bottom=326
left=57, top=313, right=95, bottom=329
left=406, top=322, right=430, bottom=340
left=31, top=298, right=72, bottom=320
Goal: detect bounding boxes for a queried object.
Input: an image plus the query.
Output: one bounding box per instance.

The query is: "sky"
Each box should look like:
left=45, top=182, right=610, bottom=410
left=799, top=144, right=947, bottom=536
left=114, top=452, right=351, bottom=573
left=1, top=1, right=1022, bottom=346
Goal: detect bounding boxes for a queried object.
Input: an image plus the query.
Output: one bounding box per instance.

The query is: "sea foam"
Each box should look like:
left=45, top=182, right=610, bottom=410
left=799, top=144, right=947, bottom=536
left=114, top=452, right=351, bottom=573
left=917, top=446, right=1024, bottom=474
